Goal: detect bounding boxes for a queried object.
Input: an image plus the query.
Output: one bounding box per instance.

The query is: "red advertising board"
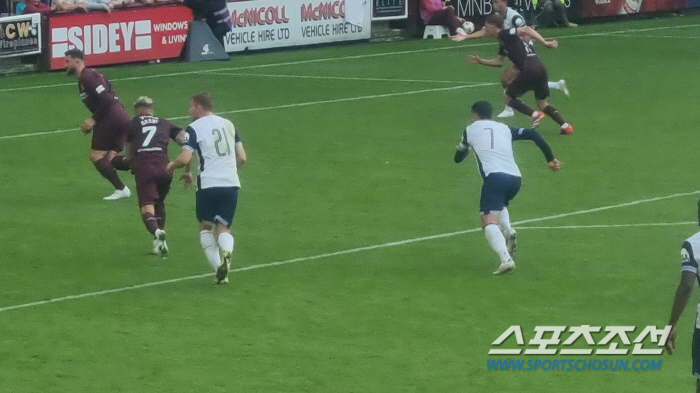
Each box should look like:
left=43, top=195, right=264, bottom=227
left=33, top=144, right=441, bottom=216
left=47, top=5, right=192, bottom=70
left=582, top=0, right=688, bottom=17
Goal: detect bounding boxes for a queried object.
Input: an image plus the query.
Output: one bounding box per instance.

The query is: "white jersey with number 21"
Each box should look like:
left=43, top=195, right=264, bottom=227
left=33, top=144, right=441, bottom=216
left=184, top=114, right=242, bottom=189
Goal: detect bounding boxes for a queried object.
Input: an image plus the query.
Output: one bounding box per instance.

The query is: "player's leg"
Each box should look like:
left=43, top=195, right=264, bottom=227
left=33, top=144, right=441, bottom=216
left=212, top=187, right=239, bottom=285
left=135, top=172, right=167, bottom=256
left=500, top=177, right=522, bottom=257
left=197, top=189, right=223, bottom=274
left=90, top=149, right=130, bottom=199
left=532, top=67, right=572, bottom=133
left=692, top=326, right=700, bottom=392
left=498, top=64, right=519, bottom=118
left=154, top=170, right=173, bottom=230
left=90, top=122, right=130, bottom=199
left=504, top=73, right=542, bottom=127
left=548, top=80, right=570, bottom=98
left=535, top=96, right=572, bottom=135
left=480, top=174, right=516, bottom=275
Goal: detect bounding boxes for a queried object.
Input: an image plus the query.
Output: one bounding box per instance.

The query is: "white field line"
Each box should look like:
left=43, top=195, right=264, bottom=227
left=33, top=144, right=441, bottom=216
left=0, top=83, right=497, bottom=140
left=606, top=34, right=700, bottom=39
left=1, top=22, right=699, bottom=94
left=0, top=190, right=697, bottom=313
left=207, top=72, right=469, bottom=84
left=518, top=222, right=697, bottom=230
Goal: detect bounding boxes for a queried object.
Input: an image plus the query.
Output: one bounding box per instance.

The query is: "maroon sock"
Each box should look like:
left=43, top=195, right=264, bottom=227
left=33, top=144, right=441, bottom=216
left=111, top=155, right=131, bottom=171
left=508, top=98, right=535, bottom=116
left=94, top=157, right=125, bottom=190
left=154, top=201, right=166, bottom=230
left=141, top=212, right=159, bottom=235
left=543, top=105, right=566, bottom=126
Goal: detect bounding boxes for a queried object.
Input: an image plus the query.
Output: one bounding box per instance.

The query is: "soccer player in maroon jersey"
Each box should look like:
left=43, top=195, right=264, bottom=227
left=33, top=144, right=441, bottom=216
left=64, top=48, right=132, bottom=200
left=124, top=97, right=191, bottom=258
left=467, top=14, right=573, bottom=135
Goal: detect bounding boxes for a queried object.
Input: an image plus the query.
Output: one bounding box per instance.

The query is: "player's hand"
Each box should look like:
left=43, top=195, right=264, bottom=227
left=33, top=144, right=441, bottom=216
left=467, top=54, right=481, bottom=64
left=548, top=159, right=561, bottom=172
left=180, top=172, right=193, bottom=190
left=451, top=34, right=468, bottom=42
left=665, top=327, right=677, bottom=355
left=545, top=40, right=558, bottom=49
left=166, top=162, right=174, bottom=173
left=80, top=118, right=95, bottom=134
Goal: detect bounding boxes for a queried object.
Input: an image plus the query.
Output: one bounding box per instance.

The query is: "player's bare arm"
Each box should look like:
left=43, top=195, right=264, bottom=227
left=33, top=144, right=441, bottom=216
left=124, top=142, right=135, bottom=161
left=469, top=54, right=504, bottom=67
left=167, top=149, right=193, bottom=172
left=174, top=130, right=188, bottom=146
left=517, top=26, right=558, bottom=48
left=81, top=118, right=96, bottom=134
left=666, top=270, right=696, bottom=354
left=235, top=144, right=247, bottom=169
left=451, top=27, right=487, bottom=42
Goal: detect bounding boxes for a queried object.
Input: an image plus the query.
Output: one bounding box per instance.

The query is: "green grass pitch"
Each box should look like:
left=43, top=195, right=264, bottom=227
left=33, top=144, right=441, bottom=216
left=1, top=14, right=700, bottom=392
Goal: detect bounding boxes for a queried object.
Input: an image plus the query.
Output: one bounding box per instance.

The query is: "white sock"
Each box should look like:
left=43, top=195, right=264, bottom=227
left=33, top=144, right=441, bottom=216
left=200, top=230, right=221, bottom=271
left=484, top=224, right=511, bottom=264
left=456, top=27, right=467, bottom=35
left=561, top=122, right=569, bottom=129
left=548, top=81, right=560, bottom=90
left=532, top=111, right=539, bottom=117
left=498, top=208, right=514, bottom=236
left=217, top=232, right=234, bottom=254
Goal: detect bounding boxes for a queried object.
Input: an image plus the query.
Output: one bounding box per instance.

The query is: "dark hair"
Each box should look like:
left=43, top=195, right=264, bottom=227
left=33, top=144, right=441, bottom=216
left=64, top=48, right=85, bottom=60
left=191, top=91, right=213, bottom=111
left=471, top=100, right=493, bottom=120
left=485, top=13, right=505, bottom=28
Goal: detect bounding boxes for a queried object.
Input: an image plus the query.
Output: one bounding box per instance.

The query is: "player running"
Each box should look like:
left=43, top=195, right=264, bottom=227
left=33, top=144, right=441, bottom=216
left=467, top=13, right=573, bottom=134
left=64, top=48, right=132, bottom=200
left=125, top=97, right=190, bottom=258
left=167, top=92, right=247, bottom=285
left=452, top=0, right=570, bottom=119
left=454, top=100, right=560, bottom=274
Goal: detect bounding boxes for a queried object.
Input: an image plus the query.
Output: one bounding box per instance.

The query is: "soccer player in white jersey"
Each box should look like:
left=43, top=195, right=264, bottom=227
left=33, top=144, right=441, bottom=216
left=167, top=92, right=247, bottom=285
left=454, top=100, right=560, bottom=274
left=665, top=221, right=700, bottom=392
left=452, top=0, right=569, bottom=118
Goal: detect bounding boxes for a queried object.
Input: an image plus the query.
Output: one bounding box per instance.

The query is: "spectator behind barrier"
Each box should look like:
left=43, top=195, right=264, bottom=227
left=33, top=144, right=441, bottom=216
left=183, top=0, right=231, bottom=47
left=420, top=0, right=468, bottom=37
left=16, top=0, right=26, bottom=14
left=22, top=0, right=54, bottom=14
left=537, top=0, right=577, bottom=28
left=53, top=0, right=89, bottom=12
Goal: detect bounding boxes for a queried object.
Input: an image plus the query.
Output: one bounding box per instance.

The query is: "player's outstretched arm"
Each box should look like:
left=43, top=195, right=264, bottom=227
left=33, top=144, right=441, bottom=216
left=666, top=270, right=696, bottom=354
left=510, top=127, right=558, bottom=167
left=468, top=54, right=504, bottom=67
left=451, top=27, right=487, bottom=42
left=517, top=26, right=557, bottom=48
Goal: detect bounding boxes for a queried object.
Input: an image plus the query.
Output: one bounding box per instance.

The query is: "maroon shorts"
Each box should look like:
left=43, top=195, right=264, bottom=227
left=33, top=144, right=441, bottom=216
left=91, top=106, right=130, bottom=152
left=506, top=60, right=549, bottom=100
left=134, top=163, right=173, bottom=207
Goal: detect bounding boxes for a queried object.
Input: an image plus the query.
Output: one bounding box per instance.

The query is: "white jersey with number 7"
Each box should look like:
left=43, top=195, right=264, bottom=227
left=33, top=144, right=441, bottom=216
left=459, top=119, right=522, bottom=178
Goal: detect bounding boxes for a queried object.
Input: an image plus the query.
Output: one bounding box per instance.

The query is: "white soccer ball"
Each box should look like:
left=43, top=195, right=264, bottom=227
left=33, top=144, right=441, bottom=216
left=462, top=21, right=475, bottom=34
